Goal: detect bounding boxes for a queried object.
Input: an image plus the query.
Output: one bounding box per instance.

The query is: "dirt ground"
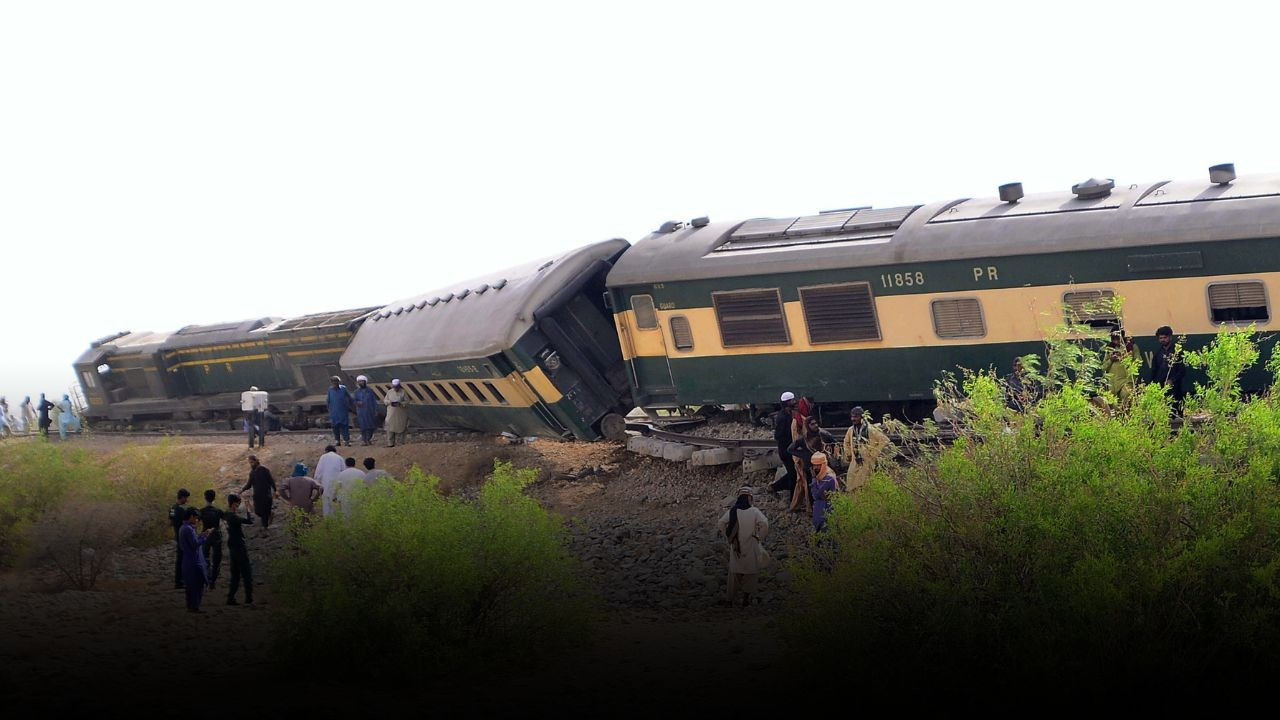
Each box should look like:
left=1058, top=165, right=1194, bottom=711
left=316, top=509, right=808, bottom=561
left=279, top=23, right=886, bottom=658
left=0, top=431, right=792, bottom=713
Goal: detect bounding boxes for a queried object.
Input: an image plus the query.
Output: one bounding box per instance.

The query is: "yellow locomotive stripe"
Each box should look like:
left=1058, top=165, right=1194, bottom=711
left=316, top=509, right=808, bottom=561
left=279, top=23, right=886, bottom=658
left=165, top=353, right=270, bottom=371
left=284, top=348, right=344, bottom=357
left=520, top=366, right=564, bottom=404
left=163, top=332, right=350, bottom=357
left=618, top=270, right=1280, bottom=360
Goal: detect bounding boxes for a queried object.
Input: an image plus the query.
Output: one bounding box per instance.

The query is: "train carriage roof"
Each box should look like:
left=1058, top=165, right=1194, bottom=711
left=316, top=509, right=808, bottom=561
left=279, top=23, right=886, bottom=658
left=340, top=238, right=630, bottom=369
left=608, top=172, right=1280, bottom=286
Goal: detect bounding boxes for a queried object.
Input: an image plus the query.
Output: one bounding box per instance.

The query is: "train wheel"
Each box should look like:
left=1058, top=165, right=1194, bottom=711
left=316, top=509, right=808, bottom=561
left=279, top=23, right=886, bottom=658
left=598, top=413, right=628, bottom=441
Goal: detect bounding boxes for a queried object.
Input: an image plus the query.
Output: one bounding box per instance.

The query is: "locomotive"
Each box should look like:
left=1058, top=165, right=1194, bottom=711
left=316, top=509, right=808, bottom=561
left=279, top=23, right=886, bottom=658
left=79, top=164, right=1280, bottom=438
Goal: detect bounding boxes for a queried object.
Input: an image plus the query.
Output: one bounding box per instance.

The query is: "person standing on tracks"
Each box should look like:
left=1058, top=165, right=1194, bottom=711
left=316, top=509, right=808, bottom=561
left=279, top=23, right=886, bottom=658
left=56, top=394, right=74, bottom=440
left=808, top=452, right=839, bottom=532
left=0, top=397, right=10, bottom=438
left=199, top=490, right=225, bottom=590
left=353, top=376, right=379, bottom=446
left=169, top=488, right=191, bottom=589
left=1150, top=325, right=1187, bottom=413
left=326, top=376, right=354, bottom=447
left=717, top=486, right=770, bottom=608
left=224, top=493, right=254, bottom=605
left=384, top=379, right=409, bottom=447
left=314, top=445, right=344, bottom=516
left=242, top=455, right=277, bottom=532
left=20, top=396, right=36, bottom=434
left=767, top=392, right=799, bottom=499
left=843, top=407, right=889, bottom=492
left=241, top=386, right=269, bottom=449
left=788, top=416, right=834, bottom=514
left=36, top=393, right=55, bottom=438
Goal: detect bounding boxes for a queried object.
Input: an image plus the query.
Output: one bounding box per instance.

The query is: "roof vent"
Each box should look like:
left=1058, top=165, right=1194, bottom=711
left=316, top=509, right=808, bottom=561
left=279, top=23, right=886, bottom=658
left=457, top=289, right=471, bottom=300
left=493, top=279, right=507, bottom=290
left=1209, top=163, right=1236, bottom=185
left=475, top=283, right=489, bottom=294
left=1071, top=177, right=1115, bottom=199
left=657, top=220, right=682, bottom=233
left=690, top=216, right=710, bottom=228
left=441, top=292, right=454, bottom=303
left=998, top=182, right=1024, bottom=203
left=427, top=297, right=440, bottom=306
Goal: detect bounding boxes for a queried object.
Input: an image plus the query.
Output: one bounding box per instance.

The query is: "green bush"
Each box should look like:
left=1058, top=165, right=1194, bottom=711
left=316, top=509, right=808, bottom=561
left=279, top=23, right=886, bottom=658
left=0, top=441, right=104, bottom=567
left=784, top=326, right=1280, bottom=698
left=270, top=460, right=597, bottom=676
left=104, top=440, right=211, bottom=546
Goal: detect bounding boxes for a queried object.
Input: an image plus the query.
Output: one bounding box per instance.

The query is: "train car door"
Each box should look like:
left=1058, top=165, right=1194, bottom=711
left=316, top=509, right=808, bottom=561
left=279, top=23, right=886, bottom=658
left=622, top=293, right=676, bottom=405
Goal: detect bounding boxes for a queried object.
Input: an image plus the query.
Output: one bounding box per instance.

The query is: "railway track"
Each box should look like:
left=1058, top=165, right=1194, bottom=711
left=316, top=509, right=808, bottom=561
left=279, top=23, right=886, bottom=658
left=626, top=418, right=960, bottom=449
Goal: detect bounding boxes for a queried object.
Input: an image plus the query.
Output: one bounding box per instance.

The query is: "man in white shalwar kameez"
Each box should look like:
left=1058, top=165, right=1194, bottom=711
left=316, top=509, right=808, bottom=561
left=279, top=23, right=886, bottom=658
left=313, top=445, right=345, bottom=517
left=717, top=486, right=771, bottom=607
left=383, top=379, right=410, bottom=447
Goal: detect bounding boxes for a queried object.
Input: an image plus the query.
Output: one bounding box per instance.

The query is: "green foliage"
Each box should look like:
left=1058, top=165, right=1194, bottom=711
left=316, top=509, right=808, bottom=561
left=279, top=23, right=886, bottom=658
left=103, top=440, right=210, bottom=546
left=784, top=324, right=1280, bottom=697
left=0, top=441, right=104, bottom=566
left=270, top=460, right=596, bottom=677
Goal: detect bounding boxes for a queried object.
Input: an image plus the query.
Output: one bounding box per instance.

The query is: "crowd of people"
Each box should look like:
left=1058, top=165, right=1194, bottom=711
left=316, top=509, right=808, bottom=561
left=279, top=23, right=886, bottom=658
left=718, top=325, right=1192, bottom=608
left=241, top=375, right=411, bottom=449
left=167, top=446, right=396, bottom=612
left=0, top=393, right=80, bottom=440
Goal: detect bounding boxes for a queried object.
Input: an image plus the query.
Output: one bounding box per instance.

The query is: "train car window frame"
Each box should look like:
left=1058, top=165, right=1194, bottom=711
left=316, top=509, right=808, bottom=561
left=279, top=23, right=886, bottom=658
left=421, top=383, right=440, bottom=403
left=448, top=382, right=471, bottom=404
left=1062, top=289, right=1119, bottom=329
left=434, top=382, right=456, bottom=403
left=712, top=288, right=792, bottom=348
left=81, top=371, right=97, bottom=389
left=465, top=381, right=489, bottom=404
left=1206, top=280, right=1270, bottom=325
left=483, top=381, right=509, bottom=405
left=631, top=294, right=659, bottom=330
left=669, top=315, right=695, bottom=351
left=930, top=297, right=987, bottom=339
left=797, top=282, right=881, bottom=344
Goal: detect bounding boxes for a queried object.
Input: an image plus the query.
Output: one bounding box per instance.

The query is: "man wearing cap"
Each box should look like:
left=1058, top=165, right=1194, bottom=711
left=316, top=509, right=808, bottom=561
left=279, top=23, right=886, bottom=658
left=326, top=376, right=354, bottom=447
left=717, top=486, right=771, bottom=607
left=844, top=406, right=889, bottom=492
left=768, top=392, right=800, bottom=498
left=384, top=379, right=410, bottom=447
left=1149, top=325, right=1186, bottom=412
left=353, top=376, right=380, bottom=446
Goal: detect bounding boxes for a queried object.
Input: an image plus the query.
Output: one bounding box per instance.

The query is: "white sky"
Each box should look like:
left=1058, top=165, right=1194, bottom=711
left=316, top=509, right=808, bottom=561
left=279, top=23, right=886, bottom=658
left=3, top=1, right=1279, bottom=405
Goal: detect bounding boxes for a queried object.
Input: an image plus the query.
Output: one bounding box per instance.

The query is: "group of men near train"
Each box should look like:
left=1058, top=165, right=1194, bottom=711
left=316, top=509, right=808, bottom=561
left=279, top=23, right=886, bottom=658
left=765, top=324, right=1189, bottom=528
left=0, top=393, right=80, bottom=440
left=241, top=375, right=411, bottom=449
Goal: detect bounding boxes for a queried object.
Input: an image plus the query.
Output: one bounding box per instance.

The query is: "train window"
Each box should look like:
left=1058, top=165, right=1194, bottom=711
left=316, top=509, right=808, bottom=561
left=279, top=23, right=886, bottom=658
left=421, top=383, right=440, bottom=403
left=931, top=298, right=986, bottom=339
left=435, top=382, right=456, bottom=403
left=81, top=371, right=97, bottom=389
left=669, top=316, right=694, bottom=351
left=1208, top=281, right=1269, bottom=324
left=449, top=382, right=471, bottom=404
left=404, top=384, right=427, bottom=403
left=798, top=283, right=880, bottom=343
left=1063, top=290, right=1118, bottom=328
left=631, top=295, right=659, bottom=330
left=713, top=289, right=791, bottom=347
left=483, top=381, right=509, bottom=405
left=465, top=381, right=489, bottom=404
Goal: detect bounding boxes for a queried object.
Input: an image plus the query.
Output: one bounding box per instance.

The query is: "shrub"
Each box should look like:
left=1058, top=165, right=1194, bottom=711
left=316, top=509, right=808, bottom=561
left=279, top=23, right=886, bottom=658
left=0, top=442, right=104, bottom=567
left=783, top=325, right=1280, bottom=700
left=103, top=440, right=211, bottom=546
left=24, top=497, right=147, bottom=590
left=270, top=460, right=596, bottom=677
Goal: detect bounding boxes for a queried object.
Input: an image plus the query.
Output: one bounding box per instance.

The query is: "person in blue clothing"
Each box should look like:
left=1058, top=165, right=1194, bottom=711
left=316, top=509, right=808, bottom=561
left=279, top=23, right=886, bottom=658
left=326, top=376, right=354, bottom=447
left=353, top=375, right=379, bottom=446
left=178, top=507, right=212, bottom=612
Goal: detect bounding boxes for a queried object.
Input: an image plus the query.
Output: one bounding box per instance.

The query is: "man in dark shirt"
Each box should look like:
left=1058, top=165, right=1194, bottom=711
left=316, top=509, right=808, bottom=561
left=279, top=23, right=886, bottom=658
left=1149, top=325, right=1187, bottom=412
left=768, top=392, right=799, bottom=497
left=224, top=493, right=254, bottom=605
left=242, top=455, right=277, bottom=531
left=168, top=489, right=190, bottom=589
left=198, top=489, right=225, bottom=590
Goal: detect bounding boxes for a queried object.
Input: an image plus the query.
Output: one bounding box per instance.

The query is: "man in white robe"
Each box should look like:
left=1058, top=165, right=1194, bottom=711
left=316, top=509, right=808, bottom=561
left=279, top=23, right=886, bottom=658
left=313, top=445, right=345, bottom=517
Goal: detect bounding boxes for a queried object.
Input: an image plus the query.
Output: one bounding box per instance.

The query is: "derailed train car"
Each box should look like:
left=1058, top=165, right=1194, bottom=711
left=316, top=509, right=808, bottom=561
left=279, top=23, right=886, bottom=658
left=606, top=167, right=1280, bottom=419
left=340, top=239, right=634, bottom=440
left=76, top=307, right=376, bottom=429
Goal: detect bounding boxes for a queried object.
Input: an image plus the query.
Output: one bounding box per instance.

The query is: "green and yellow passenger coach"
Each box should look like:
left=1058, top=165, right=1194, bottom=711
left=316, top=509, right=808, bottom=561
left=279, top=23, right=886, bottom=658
left=607, top=166, right=1280, bottom=418
left=340, top=239, right=634, bottom=440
